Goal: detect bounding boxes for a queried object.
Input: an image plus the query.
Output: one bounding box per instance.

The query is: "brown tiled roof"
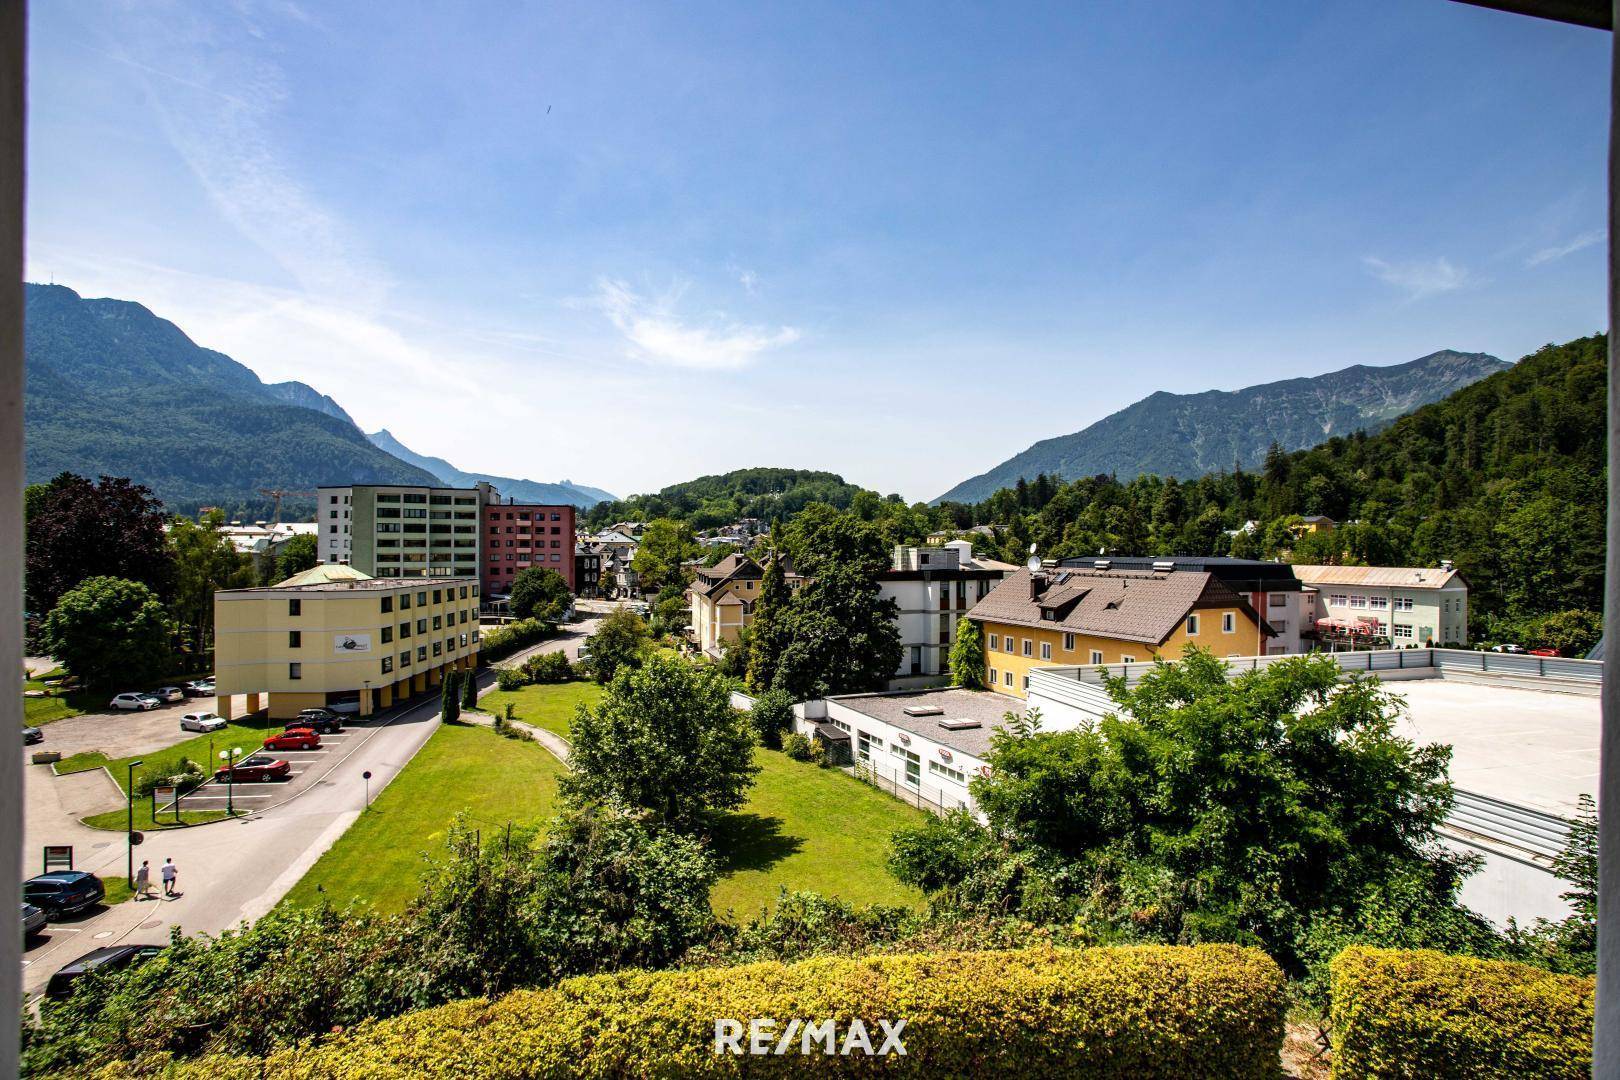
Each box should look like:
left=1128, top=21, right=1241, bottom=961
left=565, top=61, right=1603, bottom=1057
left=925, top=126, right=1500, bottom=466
left=967, top=567, right=1265, bottom=646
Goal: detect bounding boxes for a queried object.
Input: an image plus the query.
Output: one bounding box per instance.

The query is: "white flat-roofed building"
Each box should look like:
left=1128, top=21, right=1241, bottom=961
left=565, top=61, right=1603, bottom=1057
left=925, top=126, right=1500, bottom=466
left=1292, top=562, right=1469, bottom=647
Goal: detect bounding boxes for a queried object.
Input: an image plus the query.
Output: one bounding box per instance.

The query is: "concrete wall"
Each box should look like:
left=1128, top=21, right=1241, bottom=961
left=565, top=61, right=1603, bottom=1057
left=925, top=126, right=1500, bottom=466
left=1449, top=839, right=1577, bottom=929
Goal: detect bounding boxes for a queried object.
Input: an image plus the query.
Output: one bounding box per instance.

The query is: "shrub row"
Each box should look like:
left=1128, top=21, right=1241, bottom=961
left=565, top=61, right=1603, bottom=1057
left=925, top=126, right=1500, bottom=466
left=117, top=945, right=1285, bottom=1079
left=1329, top=946, right=1595, bottom=1078
left=478, top=619, right=551, bottom=664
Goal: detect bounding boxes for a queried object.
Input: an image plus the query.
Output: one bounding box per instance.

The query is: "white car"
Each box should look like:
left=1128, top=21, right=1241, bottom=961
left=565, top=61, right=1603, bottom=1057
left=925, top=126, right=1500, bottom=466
left=152, top=686, right=186, bottom=703
left=108, top=693, right=160, bottom=711
left=180, top=711, right=227, bottom=733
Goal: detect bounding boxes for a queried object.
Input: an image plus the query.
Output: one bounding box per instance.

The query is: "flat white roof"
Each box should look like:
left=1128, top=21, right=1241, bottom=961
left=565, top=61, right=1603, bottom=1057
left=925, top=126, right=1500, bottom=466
left=1393, top=678, right=1597, bottom=817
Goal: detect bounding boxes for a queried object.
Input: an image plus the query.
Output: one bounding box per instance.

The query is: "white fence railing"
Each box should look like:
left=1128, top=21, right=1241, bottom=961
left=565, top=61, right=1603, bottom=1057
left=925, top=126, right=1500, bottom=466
left=1034, top=647, right=1601, bottom=689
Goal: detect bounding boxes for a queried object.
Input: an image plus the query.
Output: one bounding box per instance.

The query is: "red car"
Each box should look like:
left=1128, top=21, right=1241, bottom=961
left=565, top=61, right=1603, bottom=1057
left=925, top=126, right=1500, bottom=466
left=263, top=728, right=322, bottom=752
left=1529, top=647, right=1561, bottom=658
left=215, top=755, right=291, bottom=783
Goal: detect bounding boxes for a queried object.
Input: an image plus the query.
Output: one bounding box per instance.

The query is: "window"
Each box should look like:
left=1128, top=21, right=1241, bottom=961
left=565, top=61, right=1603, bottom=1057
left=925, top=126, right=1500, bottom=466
left=433, top=615, right=442, bottom=630
left=381, top=626, right=393, bottom=644
left=929, top=759, right=967, bottom=785
left=1121, top=655, right=1136, bottom=664
left=1003, top=670, right=1013, bottom=687
left=1348, top=595, right=1368, bottom=609
left=399, top=621, right=411, bottom=639
left=1328, top=594, right=1347, bottom=606
left=381, top=656, right=393, bottom=674
left=892, top=746, right=921, bottom=787
left=433, top=641, right=442, bottom=657
left=1394, top=596, right=1414, bottom=612
left=288, top=598, right=302, bottom=616
left=417, top=619, right=427, bottom=634
left=381, top=596, right=393, bottom=614
left=288, top=662, right=302, bottom=680
left=1023, top=674, right=1030, bottom=691
left=987, top=667, right=996, bottom=686
left=417, top=646, right=427, bottom=662
left=400, top=650, right=411, bottom=668
left=417, top=591, right=428, bottom=606
left=988, top=633, right=1000, bottom=651
left=1186, top=614, right=1200, bottom=635
left=1222, top=612, right=1235, bottom=633
left=1368, top=596, right=1389, bottom=610
left=1062, top=632, right=1075, bottom=651
left=1394, top=623, right=1414, bottom=639
left=1268, top=593, right=1287, bottom=607
left=288, top=630, right=301, bottom=648
left=400, top=593, right=411, bottom=610
left=1022, top=638, right=1033, bottom=657
left=1090, top=650, right=1104, bottom=665
left=1039, top=641, right=1052, bottom=661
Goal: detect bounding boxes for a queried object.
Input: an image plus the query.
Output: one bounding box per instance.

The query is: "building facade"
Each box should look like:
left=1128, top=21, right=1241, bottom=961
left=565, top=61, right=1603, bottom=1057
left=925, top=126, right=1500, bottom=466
left=483, top=502, right=577, bottom=595
left=971, top=565, right=1270, bottom=698
left=1059, top=556, right=1314, bottom=655
left=316, top=483, right=495, bottom=580
left=687, top=553, right=805, bottom=660
left=1291, top=563, right=1469, bottom=647
left=214, top=566, right=481, bottom=721
left=574, top=546, right=602, bottom=597
left=878, top=540, right=1014, bottom=689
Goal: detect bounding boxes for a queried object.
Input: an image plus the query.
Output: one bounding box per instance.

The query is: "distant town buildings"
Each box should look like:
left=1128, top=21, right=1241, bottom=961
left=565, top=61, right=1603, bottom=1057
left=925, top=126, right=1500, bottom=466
left=1292, top=562, right=1469, bottom=647
left=687, top=553, right=806, bottom=660
left=574, top=546, right=602, bottom=597
left=878, top=540, right=1013, bottom=689
left=213, top=564, right=481, bottom=721
left=969, top=564, right=1270, bottom=697
left=316, top=483, right=495, bottom=581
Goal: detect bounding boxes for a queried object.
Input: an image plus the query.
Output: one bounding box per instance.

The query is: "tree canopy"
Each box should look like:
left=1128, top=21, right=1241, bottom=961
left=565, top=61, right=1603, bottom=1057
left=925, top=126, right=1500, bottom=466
left=25, top=472, right=173, bottom=614
left=508, top=566, right=571, bottom=622
left=39, top=576, right=175, bottom=688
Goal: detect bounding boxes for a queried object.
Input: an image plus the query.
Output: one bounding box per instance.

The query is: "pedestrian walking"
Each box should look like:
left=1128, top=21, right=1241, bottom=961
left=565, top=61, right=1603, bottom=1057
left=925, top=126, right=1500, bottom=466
left=160, top=857, right=178, bottom=897
left=134, top=859, right=153, bottom=900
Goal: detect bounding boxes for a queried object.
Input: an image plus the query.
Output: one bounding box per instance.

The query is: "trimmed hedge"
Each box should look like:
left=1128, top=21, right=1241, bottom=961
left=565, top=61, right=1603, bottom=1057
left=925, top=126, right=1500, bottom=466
left=116, top=945, right=1284, bottom=1078
left=1330, top=946, right=1595, bottom=1079
left=479, top=619, right=552, bottom=663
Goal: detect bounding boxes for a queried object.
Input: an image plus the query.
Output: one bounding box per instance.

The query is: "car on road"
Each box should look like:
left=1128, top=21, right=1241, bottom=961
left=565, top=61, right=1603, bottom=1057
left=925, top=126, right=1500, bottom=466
left=22, top=725, right=42, bottom=745
left=1491, top=643, right=1526, bottom=654
left=180, top=711, right=227, bottom=733
left=151, top=686, right=186, bottom=704
left=23, top=871, right=105, bottom=916
left=21, top=902, right=47, bottom=938
left=45, top=944, right=164, bottom=1000
left=1529, top=647, right=1561, bottom=657
left=293, top=708, right=344, bottom=733
left=108, top=693, right=161, bottom=711
left=263, top=728, right=321, bottom=752
left=215, top=754, right=290, bottom=783
left=183, top=679, right=215, bottom=697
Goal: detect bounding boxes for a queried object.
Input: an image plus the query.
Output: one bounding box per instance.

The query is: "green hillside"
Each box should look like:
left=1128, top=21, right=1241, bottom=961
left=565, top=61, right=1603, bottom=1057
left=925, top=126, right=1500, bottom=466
left=583, top=467, right=870, bottom=531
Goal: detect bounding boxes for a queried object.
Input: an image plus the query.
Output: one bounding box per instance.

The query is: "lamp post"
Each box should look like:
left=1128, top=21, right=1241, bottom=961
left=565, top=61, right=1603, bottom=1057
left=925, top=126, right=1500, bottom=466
left=218, top=747, right=242, bottom=815
left=363, top=679, right=371, bottom=720
left=126, top=759, right=143, bottom=887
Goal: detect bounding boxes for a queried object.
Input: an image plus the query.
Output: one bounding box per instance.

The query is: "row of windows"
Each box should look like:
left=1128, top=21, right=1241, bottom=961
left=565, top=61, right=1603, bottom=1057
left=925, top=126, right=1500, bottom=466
left=1328, top=593, right=1417, bottom=612
left=491, top=538, right=566, bottom=548
left=1183, top=612, right=1238, bottom=635
left=489, top=511, right=566, bottom=521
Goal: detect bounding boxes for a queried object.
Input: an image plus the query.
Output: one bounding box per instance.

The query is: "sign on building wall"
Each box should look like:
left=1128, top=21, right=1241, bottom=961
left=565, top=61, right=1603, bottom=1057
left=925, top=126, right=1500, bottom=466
left=334, top=633, right=373, bottom=654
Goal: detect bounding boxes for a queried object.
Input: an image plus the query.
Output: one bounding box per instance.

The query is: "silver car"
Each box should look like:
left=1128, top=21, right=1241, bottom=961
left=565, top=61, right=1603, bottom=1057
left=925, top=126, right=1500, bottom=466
left=21, top=902, right=47, bottom=938
left=180, top=711, right=227, bottom=733
left=108, top=693, right=160, bottom=711
left=152, top=686, right=186, bottom=704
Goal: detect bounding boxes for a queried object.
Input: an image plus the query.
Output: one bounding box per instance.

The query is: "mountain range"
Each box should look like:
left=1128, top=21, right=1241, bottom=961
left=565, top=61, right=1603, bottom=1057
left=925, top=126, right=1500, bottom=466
left=933, top=350, right=1511, bottom=504
left=365, top=428, right=615, bottom=507
left=23, top=284, right=612, bottom=516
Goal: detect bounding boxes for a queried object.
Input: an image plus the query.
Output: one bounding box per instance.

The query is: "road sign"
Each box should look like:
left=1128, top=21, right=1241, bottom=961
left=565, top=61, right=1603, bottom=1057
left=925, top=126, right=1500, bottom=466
left=42, top=845, right=72, bottom=873
left=129, top=831, right=144, bottom=846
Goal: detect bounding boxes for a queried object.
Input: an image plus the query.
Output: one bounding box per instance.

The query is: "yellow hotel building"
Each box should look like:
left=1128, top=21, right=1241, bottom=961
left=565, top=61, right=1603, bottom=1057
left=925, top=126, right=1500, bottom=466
left=214, top=564, right=482, bottom=721
left=969, top=565, right=1270, bottom=698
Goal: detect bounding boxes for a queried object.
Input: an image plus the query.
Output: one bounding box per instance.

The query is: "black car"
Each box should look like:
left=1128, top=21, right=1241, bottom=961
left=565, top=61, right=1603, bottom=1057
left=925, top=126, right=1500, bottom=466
left=23, top=871, right=105, bottom=917
left=22, top=725, right=42, bottom=745
left=292, top=709, right=343, bottom=734
left=45, top=944, right=163, bottom=1000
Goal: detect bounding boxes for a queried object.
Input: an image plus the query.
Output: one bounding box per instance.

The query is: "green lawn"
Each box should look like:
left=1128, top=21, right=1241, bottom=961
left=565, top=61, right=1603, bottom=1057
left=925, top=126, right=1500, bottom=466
left=53, top=751, right=111, bottom=775
left=22, top=672, right=96, bottom=726
left=709, top=749, right=926, bottom=919
left=83, top=804, right=229, bottom=831
left=476, top=680, right=604, bottom=739
left=281, top=722, right=566, bottom=913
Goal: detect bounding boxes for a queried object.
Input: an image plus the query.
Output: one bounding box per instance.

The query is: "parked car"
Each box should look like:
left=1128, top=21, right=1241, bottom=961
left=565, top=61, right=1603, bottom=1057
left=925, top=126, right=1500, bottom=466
left=183, top=679, right=216, bottom=697
left=1491, top=643, right=1526, bottom=654
left=22, top=726, right=42, bottom=745
left=108, top=693, right=160, bottom=711
left=180, top=712, right=227, bottom=733
left=151, top=686, right=186, bottom=704
left=294, top=708, right=344, bottom=733
left=21, top=902, right=47, bottom=938
left=263, top=728, right=321, bottom=752
left=326, top=698, right=362, bottom=716
left=45, top=944, right=164, bottom=1000
left=22, top=871, right=105, bottom=916
left=215, top=755, right=290, bottom=783
left=1529, top=647, right=1562, bottom=657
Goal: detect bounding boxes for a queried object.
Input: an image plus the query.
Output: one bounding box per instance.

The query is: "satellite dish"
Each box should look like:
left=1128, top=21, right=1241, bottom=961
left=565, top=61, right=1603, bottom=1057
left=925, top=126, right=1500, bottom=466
left=1026, top=554, right=1043, bottom=573
left=1028, top=543, right=1038, bottom=555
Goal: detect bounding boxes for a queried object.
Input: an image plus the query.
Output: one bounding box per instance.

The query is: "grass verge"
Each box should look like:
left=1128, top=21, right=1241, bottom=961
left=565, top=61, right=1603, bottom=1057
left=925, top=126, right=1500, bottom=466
left=281, top=722, right=566, bottom=913
left=475, top=680, right=603, bottom=739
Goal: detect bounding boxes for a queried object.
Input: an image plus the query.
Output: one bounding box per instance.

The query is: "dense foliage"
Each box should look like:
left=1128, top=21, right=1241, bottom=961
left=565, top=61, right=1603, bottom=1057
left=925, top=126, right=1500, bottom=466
left=583, top=607, right=651, bottom=682
left=271, top=532, right=318, bottom=582
left=169, top=509, right=256, bottom=655
left=747, top=688, right=795, bottom=749
left=948, top=615, right=985, bottom=688
left=38, top=576, right=176, bottom=689
left=628, top=518, right=699, bottom=593
left=1329, top=947, right=1595, bottom=1079
left=24, top=472, right=174, bottom=614
left=476, top=617, right=552, bottom=663
left=583, top=467, right=871, bottom=531
left=566, top=653, right=758, bottom=829
left=117, top=945, right=1287, bottom=1080
left=506, top=565, right=571, bottom=622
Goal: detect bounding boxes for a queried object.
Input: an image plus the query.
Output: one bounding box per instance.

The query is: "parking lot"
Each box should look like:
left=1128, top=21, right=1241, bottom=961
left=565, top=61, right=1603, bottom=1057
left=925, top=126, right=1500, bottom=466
left=173, top=717, right=375, bottom=814
left=27, top=694, right=227, bottom=760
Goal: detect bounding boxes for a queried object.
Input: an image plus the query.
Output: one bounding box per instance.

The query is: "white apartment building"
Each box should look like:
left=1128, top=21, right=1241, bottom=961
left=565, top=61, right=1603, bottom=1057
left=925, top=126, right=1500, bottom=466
left=1292, top=563, right=1469, bottom=647
left=316, top=482, right=496, bottom=580
left=878, top=540, right=1014, bottom=689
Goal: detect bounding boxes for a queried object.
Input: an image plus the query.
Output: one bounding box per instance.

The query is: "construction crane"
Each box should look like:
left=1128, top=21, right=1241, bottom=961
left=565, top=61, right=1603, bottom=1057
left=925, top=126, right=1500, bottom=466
left=257, top=488, right=315, bottom=527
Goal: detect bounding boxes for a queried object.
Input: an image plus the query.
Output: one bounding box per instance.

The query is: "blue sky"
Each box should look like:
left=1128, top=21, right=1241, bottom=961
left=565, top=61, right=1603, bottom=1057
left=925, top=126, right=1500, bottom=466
left=26, top=1, right=1610, bottom=502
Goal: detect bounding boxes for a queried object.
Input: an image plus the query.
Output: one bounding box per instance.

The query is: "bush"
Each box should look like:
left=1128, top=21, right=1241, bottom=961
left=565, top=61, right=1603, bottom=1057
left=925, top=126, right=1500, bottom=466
left=479, top=619, right=551, bottom=664
left=494, top=666, right=527, bottom=692
left=522, top=650, right=574, bottom=684
left=747, top=689, right=794, bottom=749
left=159, top=945, right=1286, bottom=1079
left=1329, top=946, right=1595, bottom=1079
left=781, top=731, right=814, bottom=761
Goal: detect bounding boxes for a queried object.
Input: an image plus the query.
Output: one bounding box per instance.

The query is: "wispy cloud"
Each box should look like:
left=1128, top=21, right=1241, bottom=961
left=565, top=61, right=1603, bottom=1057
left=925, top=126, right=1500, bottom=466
left=1362, top=255, right=1471, bottom=300
left=1526, top=228, right=1604, bottom=268
left=593, top=278, right=800, bottom=370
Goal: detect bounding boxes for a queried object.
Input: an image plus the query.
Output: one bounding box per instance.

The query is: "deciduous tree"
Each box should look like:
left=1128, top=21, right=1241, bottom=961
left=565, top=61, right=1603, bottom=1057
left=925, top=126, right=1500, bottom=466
left=25, top=473, right=174, bottom=614
left=39, top=576, right=174, bottom=688
left=508, top=566, right=571, bottom=622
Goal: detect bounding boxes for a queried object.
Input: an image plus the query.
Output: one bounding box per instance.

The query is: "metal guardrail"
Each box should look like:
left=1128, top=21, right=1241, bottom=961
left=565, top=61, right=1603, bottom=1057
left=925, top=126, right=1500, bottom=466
left=1040, top=647, right=1601, bottom=687
left=1446, top=788, right=1574, bottom=864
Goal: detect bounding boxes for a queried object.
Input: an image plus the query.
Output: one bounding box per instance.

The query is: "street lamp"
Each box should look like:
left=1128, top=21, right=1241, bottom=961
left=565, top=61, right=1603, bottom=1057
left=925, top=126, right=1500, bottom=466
left=126, top=759, right=143, bottom=887
left=363, top=679, right=371, bottom=720
left=218, top=747, right=242, bottom=815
